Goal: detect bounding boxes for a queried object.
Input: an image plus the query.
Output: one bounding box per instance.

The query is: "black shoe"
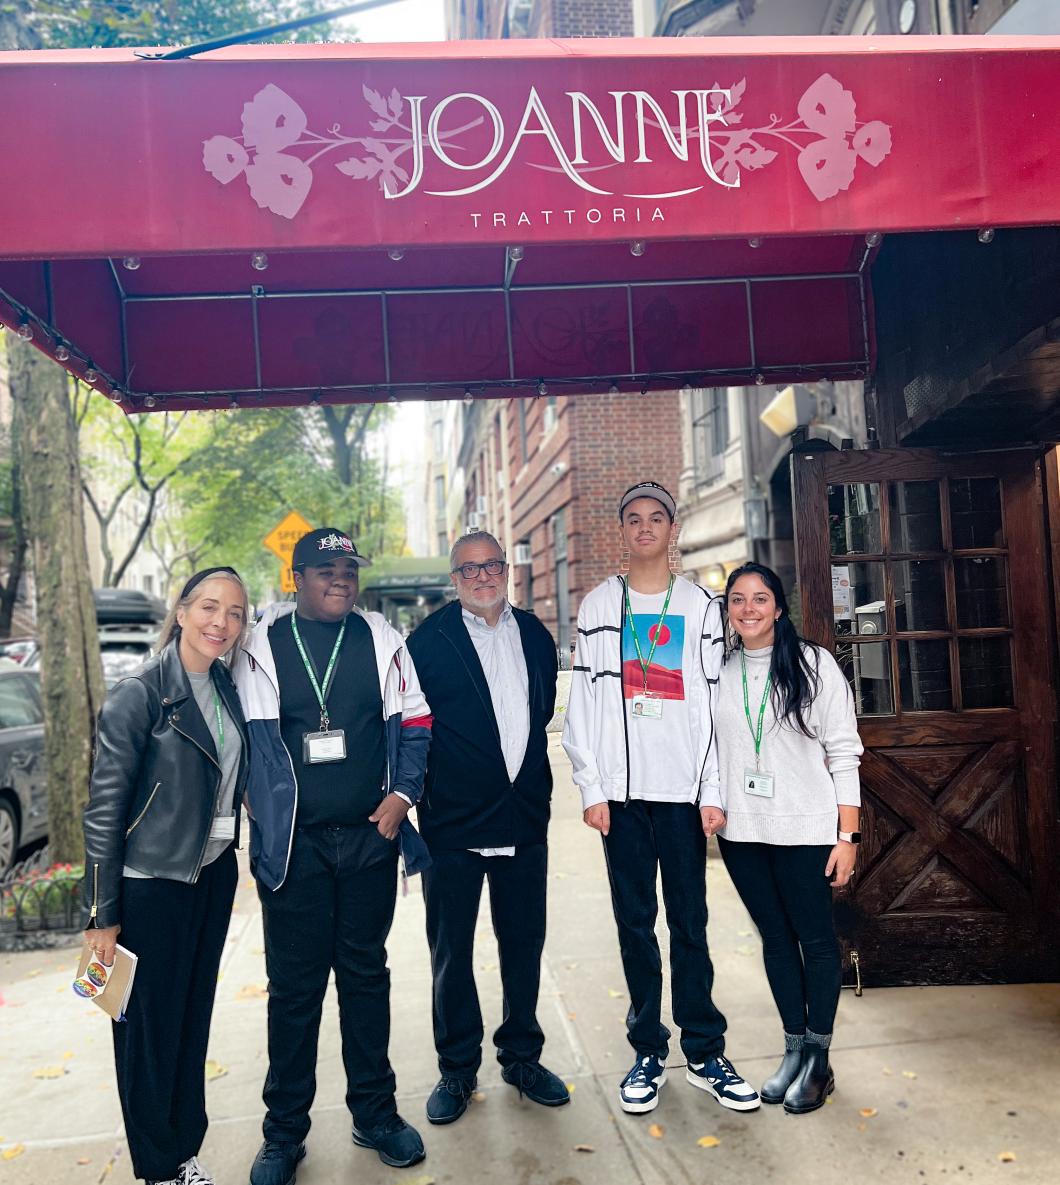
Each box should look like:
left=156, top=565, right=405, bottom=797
left=248, top=1140, right=305, bottom=1185
left=783, top=1044, right=835, bottom=1114
left=426, top=1076, right=476, bottom=1125
left=500, top=1061, right=571, bottom=1107
left=351, top=1115, right=426, bottom=1168
left=761, top=1049, right=804, bottom=1105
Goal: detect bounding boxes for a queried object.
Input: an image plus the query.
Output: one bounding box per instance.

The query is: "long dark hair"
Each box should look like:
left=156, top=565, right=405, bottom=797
left=724, top=562, right=820, bottom=737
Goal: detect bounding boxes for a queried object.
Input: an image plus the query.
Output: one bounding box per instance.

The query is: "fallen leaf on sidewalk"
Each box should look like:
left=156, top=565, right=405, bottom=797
left=901, top=1070, right=918, bottom=1079
left=734, top=946, right=756, bottom=957
left=857, top=1123, right=867, bottom=1133
left=737, top=930, right=753, bottom=937
left=205, top=1060, right=227, bottom=1082
left=62, top=1051, right=75, bottom=1060
left=607, top=989, right=624, bottom=998
left=404, top=1175, right=435, bottom=1185
left=859, top=1108, right=878, bottom=1118
left=480, top=962, right=497, bottom=973
left=32, top=1066, right=68, bottom=1079
left=882, top=1067, right=893, bottom=1076
left=554, top=872, right=568, bottom=879
left=235, top=984, right=267, bottom=1000
left=564, top=962, right=578, bottom=971
left=825, top=1097, right=834, bottom=1105
left=566, top=1083, right=576, bottom=1094
left=648, top=1124, right=665, bottom=1139
left=472, top=1091, right=486, bottom=1103
left=697, top=1136, right=720, bottom=1148
left=574, top=1145, right=595, bottom=1153
left=999, top=1152, right=1017, bottom=1163
left=27, top=970, right=39, bottom=978
left=2, top=1144, right=24, bottom=1160
left=76, top=1157, right=90, bottom=1165
left=567, top=1012, right=577, bottom=1020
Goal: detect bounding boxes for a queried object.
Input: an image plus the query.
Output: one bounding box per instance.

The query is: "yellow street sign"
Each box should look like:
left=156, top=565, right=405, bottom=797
left=263, top=511, right=314, bottom=564
left=280, top=566, right=297, bottom=594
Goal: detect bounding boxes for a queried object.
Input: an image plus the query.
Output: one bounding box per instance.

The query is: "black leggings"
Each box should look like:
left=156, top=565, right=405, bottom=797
left=717, top=838, right=841, bottom=1036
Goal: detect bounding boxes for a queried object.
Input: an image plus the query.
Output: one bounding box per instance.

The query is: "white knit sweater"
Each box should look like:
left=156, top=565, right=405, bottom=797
left=716, top=643, right=863, bottom=847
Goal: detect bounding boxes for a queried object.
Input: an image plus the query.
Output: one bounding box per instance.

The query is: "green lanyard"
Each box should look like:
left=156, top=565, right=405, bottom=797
left=624, top=575, right=674, bottom=694
left=291, top=613, right=346, bottom=731
left=212, top=690, right=225, bottom=760
left=741, top=649, right=772, bottom=772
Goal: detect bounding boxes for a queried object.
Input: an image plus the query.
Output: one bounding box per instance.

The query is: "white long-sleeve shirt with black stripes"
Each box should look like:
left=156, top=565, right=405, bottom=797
left=562, top=574, right=725, bottom=812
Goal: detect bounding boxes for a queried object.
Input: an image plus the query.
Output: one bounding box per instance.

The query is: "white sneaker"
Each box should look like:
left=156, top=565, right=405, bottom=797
left=619, top=1054, right=667, bottom=1113
left=178, top=1157, right=215, bottom=1185
left=686, top=1054, right=761, bottom=1111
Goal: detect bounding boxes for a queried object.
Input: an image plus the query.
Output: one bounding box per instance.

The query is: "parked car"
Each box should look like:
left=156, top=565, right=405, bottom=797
left=0, top=636, right=37, bottom=665
left=0, top=669, right=47, bottom=877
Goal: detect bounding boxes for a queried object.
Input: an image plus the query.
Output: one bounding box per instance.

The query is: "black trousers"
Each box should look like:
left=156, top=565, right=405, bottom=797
left=717, top=838, right=841, bottom=1036
left=422, top=844, right=547, bottom=1080
left=602, top=800, right=727, bottom=1064
left=112, top=847, right=237, bottom=1183
left=258, top=823, right=399, bottom=1142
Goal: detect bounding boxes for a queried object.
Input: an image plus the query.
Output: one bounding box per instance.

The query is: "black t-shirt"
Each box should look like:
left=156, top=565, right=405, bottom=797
left=269, top=611, right=387, bottom=827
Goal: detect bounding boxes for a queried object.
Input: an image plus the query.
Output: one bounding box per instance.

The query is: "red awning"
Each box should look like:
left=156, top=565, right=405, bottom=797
left=0, top=35, right=1057, bottom=409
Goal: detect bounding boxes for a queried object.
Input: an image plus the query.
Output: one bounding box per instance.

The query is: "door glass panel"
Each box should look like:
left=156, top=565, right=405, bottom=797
left=832, top=562, right=885, bottom=636
left=959, top=637, right=1014, bottom=708
left=829, top=483, right=882, bottom=555
left=888, top=481, right=943, bottom=552
left=950, top=477, right=1004, bottom=548
left=891, top=559, right=948, bottom=632
left=898, top=639, right=952, bottom=711
left=955, top=557, right=1010, bottom=628
left=836, top=640, right=893, bottom=715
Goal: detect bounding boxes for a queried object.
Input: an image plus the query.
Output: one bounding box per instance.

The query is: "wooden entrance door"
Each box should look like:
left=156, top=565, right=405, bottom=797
left=793, top=447, right=1059, bottom=986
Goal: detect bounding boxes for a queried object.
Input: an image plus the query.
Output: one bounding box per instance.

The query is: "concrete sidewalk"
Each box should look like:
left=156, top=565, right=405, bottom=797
left=1, top=737, right=1057, bottom=1185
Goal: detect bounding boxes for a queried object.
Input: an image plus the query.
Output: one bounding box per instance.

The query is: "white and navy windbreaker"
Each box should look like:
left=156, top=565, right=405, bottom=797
left=561, top=574, right=725, bottom=812
left=234, top=602, right=433, bottom=890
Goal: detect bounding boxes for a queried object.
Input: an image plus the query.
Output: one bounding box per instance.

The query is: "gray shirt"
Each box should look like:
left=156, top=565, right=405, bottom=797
left=123, top=669, right=242, bottom=879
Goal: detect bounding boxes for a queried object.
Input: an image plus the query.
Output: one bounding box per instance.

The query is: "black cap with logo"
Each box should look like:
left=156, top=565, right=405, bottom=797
left=618, top=481, right=677, bottom=522
left=291, top=528, right=371, bottom=571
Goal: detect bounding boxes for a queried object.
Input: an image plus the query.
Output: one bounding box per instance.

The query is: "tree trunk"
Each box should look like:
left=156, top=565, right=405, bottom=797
left=10, top=340, right=104, bottom=863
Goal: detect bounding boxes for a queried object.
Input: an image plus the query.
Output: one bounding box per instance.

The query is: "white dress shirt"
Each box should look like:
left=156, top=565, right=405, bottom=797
left=462, top=602, right=530, bottom=857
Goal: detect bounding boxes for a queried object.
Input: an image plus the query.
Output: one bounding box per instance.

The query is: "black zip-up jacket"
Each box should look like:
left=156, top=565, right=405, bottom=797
left=81, top=641, right=249, bottom=929
left=406, top=600, right=558, bottom=851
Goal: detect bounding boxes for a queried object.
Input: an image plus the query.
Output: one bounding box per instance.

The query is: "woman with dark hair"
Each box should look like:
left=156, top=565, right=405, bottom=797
left=81, top=567, right=250, bottom=1185
left=713, top=562, right=863, bottom=1115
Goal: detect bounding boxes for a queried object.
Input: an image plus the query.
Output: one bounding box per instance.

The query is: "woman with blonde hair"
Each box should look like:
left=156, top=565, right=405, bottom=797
left=82, top=566, right=250, bottom=1185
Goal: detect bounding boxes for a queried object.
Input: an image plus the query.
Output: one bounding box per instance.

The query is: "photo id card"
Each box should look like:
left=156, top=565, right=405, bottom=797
left=631, top=693, right=663, bottom=720
left=209, top=814, right=236, bottom=841
left=743, top=769, right=775, bottom=798
left=303, top=729, right=347, bottom=764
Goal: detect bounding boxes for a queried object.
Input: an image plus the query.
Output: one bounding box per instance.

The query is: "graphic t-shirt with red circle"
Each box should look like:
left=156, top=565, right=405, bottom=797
left=622, top=582, right=696, bottom=799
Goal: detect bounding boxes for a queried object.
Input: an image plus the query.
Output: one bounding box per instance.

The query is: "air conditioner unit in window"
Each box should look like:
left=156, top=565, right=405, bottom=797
left=542, top=404, right=558, bottom=434
left=513, top=542, right=532, bottom=566
left=467, top=511, right=483, bottom=530
left=475, top=495, right=488, bottom=514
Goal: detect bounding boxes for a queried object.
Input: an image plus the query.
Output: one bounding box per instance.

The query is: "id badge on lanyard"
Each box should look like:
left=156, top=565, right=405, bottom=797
left=741, top=649, right=776, bottom=797
left=625, top=577, right=673, bottom=724
left=631, top=692, right=663, bottom=719
left=291, top=613, right=348, bottom=766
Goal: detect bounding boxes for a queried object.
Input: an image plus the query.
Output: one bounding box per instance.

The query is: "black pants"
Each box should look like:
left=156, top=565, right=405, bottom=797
left=258, top=823, right=399, bottom=1142
left=422, top=844, right=547, bottom=1080
left=112, top=847, right=237, bottom=1183
left=602, top=799, right=726, bottom=1063
left=717, top=838, right=841, bottom=1036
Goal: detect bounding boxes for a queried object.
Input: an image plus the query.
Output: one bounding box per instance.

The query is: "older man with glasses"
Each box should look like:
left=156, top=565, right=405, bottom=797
left=406, top=530, right=568, bottom=1125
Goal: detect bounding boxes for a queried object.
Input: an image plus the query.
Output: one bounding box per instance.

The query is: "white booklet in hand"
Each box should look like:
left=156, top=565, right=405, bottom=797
left=73, top=940, right=138, bottom=1021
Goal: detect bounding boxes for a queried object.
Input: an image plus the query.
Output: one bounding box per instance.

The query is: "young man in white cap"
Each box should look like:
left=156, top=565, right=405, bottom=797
left=563, top=483, right=759, bottom=1117
left=237, top=528, right=433, bottom=1182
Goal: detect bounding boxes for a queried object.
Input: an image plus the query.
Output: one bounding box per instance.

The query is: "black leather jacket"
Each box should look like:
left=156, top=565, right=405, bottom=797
left=82, top=641, right=249, bottom=929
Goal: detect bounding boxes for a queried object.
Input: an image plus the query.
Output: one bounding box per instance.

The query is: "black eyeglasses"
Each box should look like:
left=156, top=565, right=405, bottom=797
left=452, top=559, right=507, bottom=579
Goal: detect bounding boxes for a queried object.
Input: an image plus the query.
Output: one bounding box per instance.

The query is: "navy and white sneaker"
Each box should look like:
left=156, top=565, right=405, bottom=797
left=619, top=1054, right=667, bottom=1113
left=686, top=1054, right=761, bottom=1111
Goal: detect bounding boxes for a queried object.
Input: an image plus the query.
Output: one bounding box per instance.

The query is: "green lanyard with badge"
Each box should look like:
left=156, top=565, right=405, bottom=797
left=209, top=686, right=237, bottom=840
left=291, top=613, right=349, bottom=764
left=624, top=575, right=673, bottom=721
left=741, top=649, right=775, bottom=798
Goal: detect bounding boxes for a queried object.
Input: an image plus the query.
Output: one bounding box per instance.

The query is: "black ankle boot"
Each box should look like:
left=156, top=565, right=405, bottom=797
left=761, top=1049, right=803, bottom=1105
left=782, top=1044, right=834, bottom=1114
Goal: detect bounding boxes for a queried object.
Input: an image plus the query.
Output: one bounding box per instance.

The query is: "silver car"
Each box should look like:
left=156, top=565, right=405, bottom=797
left=0, top=670, right=47, bottom=876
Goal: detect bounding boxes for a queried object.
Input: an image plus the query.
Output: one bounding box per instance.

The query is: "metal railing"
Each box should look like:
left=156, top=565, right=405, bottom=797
left=0, top=848, right=83, bottom=936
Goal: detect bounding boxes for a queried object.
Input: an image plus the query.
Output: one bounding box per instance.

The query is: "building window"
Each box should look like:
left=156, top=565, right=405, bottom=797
left=517, top=397, right=529, bottom=464
left=432, top=419, right=444, bottom=459
left=437, top=530, right=448, bottom=557
left=434, top=475, right=446, bottom=513
left=142, top=574, right=153, bottom=594
left=690, top=387, right=729, bottom=485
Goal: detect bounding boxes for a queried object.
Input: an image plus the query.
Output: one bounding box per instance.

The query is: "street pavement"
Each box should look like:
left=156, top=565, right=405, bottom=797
left=2, top=736, right=1058, bottom=1185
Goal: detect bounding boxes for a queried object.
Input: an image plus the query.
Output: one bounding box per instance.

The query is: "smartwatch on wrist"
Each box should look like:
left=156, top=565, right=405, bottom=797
left=838, top=830, right=862, bottom=844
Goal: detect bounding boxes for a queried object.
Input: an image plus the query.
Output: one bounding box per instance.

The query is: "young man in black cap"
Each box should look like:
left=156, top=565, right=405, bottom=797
left=406, top=530, right=568, bottom=1126
left=563, top=483, right=759, bottom=1117
left=236, top=528, right=433, bottom=1182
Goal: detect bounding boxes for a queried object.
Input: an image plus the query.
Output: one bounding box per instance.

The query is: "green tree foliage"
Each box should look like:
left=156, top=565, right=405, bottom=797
left=27, top=1, right=341, bottom=49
